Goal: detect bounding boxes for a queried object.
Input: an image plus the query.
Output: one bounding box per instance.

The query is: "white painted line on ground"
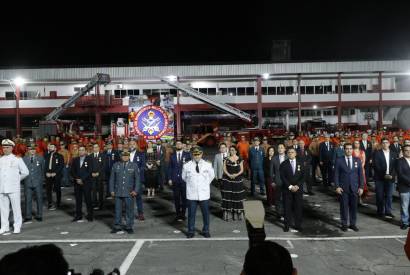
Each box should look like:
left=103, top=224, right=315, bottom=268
left=290, top=254, right=298, bottom=258
left=119, top=240, right=144, bottom=275
left=395, top=238, right=405, bottom=244
left=286, top=240, right=294, bottom=249
left=0, top=235, right=407, bottom=244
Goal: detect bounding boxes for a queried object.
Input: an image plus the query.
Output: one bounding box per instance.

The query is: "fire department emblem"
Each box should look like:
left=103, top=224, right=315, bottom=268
left=135, top=105, right=168, bottom=139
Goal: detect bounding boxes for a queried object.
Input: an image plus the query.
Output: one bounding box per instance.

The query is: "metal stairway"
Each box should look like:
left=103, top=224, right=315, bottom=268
left=161, top=78, right=252, bottom=123
left=45, top=73, right=111, bottom=120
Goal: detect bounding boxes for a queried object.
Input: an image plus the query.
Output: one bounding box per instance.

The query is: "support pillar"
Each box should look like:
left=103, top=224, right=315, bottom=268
left=16, top=85, right=21, bottom=136
left=378, top=72, right=383, bottom=130
left=297, top=74, right=302, bottom=133
left=176, top=90, right=182, bottom=139
left=95, top=84, right=102, bottom=134
left=256, top=76, right=263, bottom=129
left=337, top=73, right=342, bottom=129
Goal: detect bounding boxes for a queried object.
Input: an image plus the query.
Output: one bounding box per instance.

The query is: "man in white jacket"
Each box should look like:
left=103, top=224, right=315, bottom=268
left=0, top=139, right=29, bottom=234
left=182, top=146, right=215, bottom=238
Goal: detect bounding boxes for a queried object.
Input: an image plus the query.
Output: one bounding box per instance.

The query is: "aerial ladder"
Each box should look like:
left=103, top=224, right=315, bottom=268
left=39, top=73, right=111, bottom=136
left=161, top=77, right=253, bottom=123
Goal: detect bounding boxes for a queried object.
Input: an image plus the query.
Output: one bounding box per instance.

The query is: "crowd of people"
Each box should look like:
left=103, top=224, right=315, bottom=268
left=0, top=128, right=410, bottom=237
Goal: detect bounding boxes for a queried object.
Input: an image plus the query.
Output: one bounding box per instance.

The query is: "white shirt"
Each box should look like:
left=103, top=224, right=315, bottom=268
left=182, top=159, right=215, bottom=201
left=405, top=157, right=410, bottom=168
left=279, top=154, right=285, bottom=164
left=130, top=150, right=136, bottom=162
left=383, top=150, right=390, bottom=175
left=0, top=154, right=29, bottom=193
left=362, top=140, right=367, bottom=148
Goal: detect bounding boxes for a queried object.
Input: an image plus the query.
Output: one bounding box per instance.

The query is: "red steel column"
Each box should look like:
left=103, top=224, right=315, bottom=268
left=297, top=74, right=302, bottom=133
left=378, top=72, right=383, bottom=129
left=256, top=76, right=263, bottom=129
left=95, top=84, right=102, bottom=134
left=16, top=85, right=21, bottom=136
left=176, top=90, right=182, bottom=139
left=337, top=73, right=342, bottom=129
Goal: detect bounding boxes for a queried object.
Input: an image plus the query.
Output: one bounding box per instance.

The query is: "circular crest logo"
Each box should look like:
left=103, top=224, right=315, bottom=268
left=135, top=105, right=169, bottom=139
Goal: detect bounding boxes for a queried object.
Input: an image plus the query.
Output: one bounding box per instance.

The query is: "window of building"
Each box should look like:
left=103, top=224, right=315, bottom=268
left=300, top=86, right=306, bottom=94
left=351, top=85, right=359, bottom=93
left=268, top=87, right=276, bottom=95
left=208, top=88, right=216, bottom=95
left=170, top=89, right=177, bottom=96
left=324, top=85, right=332, bottom=93
left=285, top=86, right=294, bottom=95
left=220, top=88, right=228, bottom=95
left=359, top=84, right=366, bottom=93
left=228, top=88, right=236, bottom=96
left=246, top=87, right=255, bottom=95
left=262, top=87, right=268, bottom=95
left=350, top=109, right=355, bottom=115
left=199, top=88, right=207, bottom=95
left=143, top=89, right=152, bottom=96
left=237, top=87, right=246, bottom=96
left=5, top=91, right=15, bottom=100
left=277, top=87, right=285, bottom=95
left=306, top=86, right=314, bottom=94
left=343, top=85, right=351, bottom=93
left=315, top=86, right=324, bottom=94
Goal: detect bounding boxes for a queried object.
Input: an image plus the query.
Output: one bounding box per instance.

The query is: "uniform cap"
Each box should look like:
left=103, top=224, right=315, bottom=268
left=28, top=143, right=37, bottom=149
left=1, top=139, right=15, bottom=146
left=121, top=151, right=130, bottom=156
left=191, top=146, right=203, bottom=155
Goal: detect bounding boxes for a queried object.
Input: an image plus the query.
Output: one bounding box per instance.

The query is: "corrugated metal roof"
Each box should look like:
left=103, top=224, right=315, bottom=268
left=1, top=60, right=410, bottom=82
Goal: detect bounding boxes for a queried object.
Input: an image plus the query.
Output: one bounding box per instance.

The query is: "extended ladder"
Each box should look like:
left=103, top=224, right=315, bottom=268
left=161, top=78, right=252, bottom=123
left=45, top=73, right=111, bottom=121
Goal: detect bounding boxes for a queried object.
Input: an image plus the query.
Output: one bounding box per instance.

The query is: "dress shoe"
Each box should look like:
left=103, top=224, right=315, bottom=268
left=294, top=226, right=303, bottom=232
left=307, top=191, right=315, bottom=195
left=138, top=214, right=145, bottom=221
left=111, top=228, right=121, bottom=234
left=13, top=228, right=21, bottom=234
left=283, top=226, right=290, bottom=232
left=35, top=217, right=43, bottom=222
left=349, top=225, right=359, bottom=232
left=0, top=228, right=9, bottom=234
left=125, top=228, right=134, bottom=234
left=201, top=232, right=211, bottom=238
left=87, top=216, right=94, bottom=222
left=400, top=224, right=409, bottom=230
left=341, top=225, right=348, bottom=232
left=23, top=218, right=32, bottom=223
left=186, top=233, right=195, bottom=238
left=385, top=213, right=395, bottom=219
left=72, top=217, right=82, bottom=222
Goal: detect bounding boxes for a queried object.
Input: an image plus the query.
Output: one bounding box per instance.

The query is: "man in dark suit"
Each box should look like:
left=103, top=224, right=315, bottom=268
left=297, top=139, right=314, bottom=195
left=373, top=138, right=398, bottom=218
left=103, top=141, right=120, bottom=198
left=129, top=139, right=146, bottom=221
left=280, top=147, right=305, bottom=232
left=155, top=139, right=166, bottom=191
left=334, top=143, right=364, bottom=232
left=397, top=145, right=410, bottom=230
left=44, top=143, right=64, bottom=210
left=90, top=143, right=106, bottom=210
left=248, top=137, right=265, bottom=196
left=168, top=140, right=192, bottom=221
left=272, top=143, right=287, bottom=216
left=390, top=135, right=402, bottom=155
left=70, top=146, right=93, bottom=222
left=360, top=133, right=373, bottom=185
left=319, top=134, right=334, bottom=187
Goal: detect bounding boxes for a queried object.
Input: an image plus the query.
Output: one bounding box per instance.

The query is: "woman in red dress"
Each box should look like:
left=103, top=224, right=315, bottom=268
left=353, top=140, right=368, bottom=205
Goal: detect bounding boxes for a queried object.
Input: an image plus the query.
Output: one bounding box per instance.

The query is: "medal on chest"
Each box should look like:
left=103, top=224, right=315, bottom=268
left=297, top=164, right=301, bottom=171
left=98, top=157, right=102, bottom=163
left=354, top=162, right=358, bottom=168
left=84, top=161, right=88, bottom=167
left=55, top=158, right=59, bottom=165
left=36, top=161, right=40, bottom=166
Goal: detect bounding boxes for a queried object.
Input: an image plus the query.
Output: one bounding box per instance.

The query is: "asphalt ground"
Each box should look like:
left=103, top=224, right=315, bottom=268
left=0, top=151, right=409, bottom=274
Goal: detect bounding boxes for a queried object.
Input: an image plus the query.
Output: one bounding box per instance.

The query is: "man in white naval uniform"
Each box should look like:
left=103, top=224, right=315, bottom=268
left=0, top=139, right=29, bottom=234
left=182, top=146, right=215, bottom=238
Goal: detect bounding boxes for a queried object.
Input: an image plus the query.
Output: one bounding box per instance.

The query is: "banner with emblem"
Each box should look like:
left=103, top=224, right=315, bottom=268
left=128, top=95, right=174, bottom=141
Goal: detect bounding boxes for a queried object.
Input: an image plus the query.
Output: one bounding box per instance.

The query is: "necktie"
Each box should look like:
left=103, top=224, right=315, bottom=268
left=49, top=153, right=53, bottom=170
left=195, top=161, right=200, bottom=173
left=178, top=153, right=181, bottom=163
left=348, top=157, right=351, bottom=170
left=31, top=157, right=34, bottom=163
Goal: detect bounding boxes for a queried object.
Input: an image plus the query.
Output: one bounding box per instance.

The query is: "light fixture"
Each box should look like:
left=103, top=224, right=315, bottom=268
left=313, top=105, right=318, bottom=109
left=262, top=73, right=270, bottom=80
left=13, top=77, right=26, bottom=87
left=167, top=75, right=178, bottom=82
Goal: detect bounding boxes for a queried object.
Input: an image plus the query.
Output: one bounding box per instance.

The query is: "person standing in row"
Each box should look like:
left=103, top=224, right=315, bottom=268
left=273, top=144, right=287, bottom=216
left=0, top=139, right=29, bottom=234
left=264, top=146, right=276, bottom=208
left=397, top=145, right=410, bottom=230
left=249, top=137, right=265, bottom=196
left=90, top=143, right=106, bottom=210
left=297, top=140, right=314, bottom=196
left=58, top=142, right=71, bottom=187
left=155, top=139, right=166, bottom=192
left=280, top=147, right=304, bottom=232
left=22, top=144, right=45, bottom=222
left=334, top=143, right=364, bottom=232
left=145, top=141, right=160, bottom=198
left=44, top=143, right=64, bottom=210
left=110, top=151, right=140, bottom=234
left=168, top=140, right=191, bottom=222
left=319, top=134, right=334, bottom=187
left=182, top=147, right=215, bottom=238
left=213, top=142, right=228, bottom=188
left=221, top=146, right=245, bottom=221
left=71, top=146, right=93, bottom=222
left=103, top=141, right=120, bottom=198
left=129, top=139, right=146, bottom=221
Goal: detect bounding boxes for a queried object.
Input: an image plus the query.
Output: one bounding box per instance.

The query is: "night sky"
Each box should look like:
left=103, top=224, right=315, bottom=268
left=1, top=1, right=410, bottom=68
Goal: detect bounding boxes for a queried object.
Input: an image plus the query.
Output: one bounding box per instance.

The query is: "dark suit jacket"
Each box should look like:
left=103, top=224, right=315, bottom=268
left=70, top=156, right=92, bottom=184
left=272, top=154, right=287, bottom=187
left=130, top=150, right=145, bottom=182
left=373, top=150, right=397, bottom=182
left=297, top=147, right=312, bottom=169
left=390, top=143, right=402, bottom=155
left=396, top=158, right=410, bottom=193
left=360, top=140, right=373, bottom=164
left=334, top=156, right=364, bottom=193
left=319, top=142, right=334, bottom=163
left=264, top=156, right=275, bottom=179
left=168, top=151, right=191, bottom=184
left=90, top=152, right=106, bottom=181
left=44, top=151, right=64, bottom=176
left=103, top=149, right=121, bottom=178
left=279, top=159, right=305, bottom=192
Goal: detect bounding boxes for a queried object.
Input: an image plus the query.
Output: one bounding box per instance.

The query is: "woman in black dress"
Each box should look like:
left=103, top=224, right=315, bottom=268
left=221, top=146, right=245, bottom=221
left=145, top=141, right=159, bottom=198
left=264, top=146, right=276, bottom=208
